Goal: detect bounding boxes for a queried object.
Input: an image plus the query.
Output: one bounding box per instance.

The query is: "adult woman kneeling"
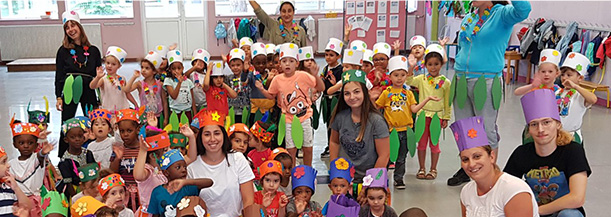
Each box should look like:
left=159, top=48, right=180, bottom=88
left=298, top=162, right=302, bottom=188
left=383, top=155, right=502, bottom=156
left=453, top=116, right=538, bottom=217
left=505, top=89, right=591, bottom=217
left=186, top=110, right=255, bottom=216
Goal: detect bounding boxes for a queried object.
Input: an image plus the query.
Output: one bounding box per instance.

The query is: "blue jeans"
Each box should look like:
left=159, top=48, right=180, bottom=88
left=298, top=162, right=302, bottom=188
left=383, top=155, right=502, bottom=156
left=549, top=209, right=584, bottom=217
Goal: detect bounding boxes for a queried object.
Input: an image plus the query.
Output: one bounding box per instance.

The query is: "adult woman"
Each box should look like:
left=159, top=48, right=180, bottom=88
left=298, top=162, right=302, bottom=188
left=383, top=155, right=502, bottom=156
left=504, top=89, right=591, bottom=217
left=448, top=0, right=532, bottom=186
left=249, top=0, right=307, bottom=47
left=55, top=11, right=102, bottom=157
left=452, top=116, right=538, bottom=217
left=186, top=110, right=255, bottom=216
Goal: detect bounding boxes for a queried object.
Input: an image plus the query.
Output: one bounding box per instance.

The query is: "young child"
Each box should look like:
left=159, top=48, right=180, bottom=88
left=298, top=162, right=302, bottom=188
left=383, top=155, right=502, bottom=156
left=226, top=48, right=251, bottom=123
left=153, top=43, right=178, bottom=82
left=256, top=43, right=325, bottom=167
left=368, top=42, right=393, bottom=101
left=557, top=52, right=597, bottom=143
left=405, top=44, right=451, bottom=180
left=320, top=38, right=345, bottom=157
left=95, top=206, right=120, bottom=217
left=248, top=121, right=275, bottom=180
left=255, top=160, right=289, bottom=217
left=362, top=49, right=374, bottom=75
left=514, top=49, right=562, bottom=96
left=322, top=157, right=357, bottom=216
left=407, top=36, right=427, bottom=76
left=71, top=195, right=107, bottom=217
left=286, top=165, right=321, bottom=216
left=359, top=168, right=397, bottom=217
left=185, top=48, right=211, bottom=112
left=270, top=148, right=293, bottom=197
left=0, top=146, right=34, bottom=216
left=90, top=46, right=138, bottom=111
left=375, top=56, right=440, bottom=189
left=203, top=61, right=238, bottom=115
left=229, top=123, right=252, bottom=153
left=58, top=117, right=96, bottom=199
left=399, top=208, right=428, bottom=217
left=239, top=37, right=254, bottom=63
left=249, top=43, right=276, bottom=125
left=109, top=109, right=143, bottom=207
left=133, top=128, right=171, bottom=217
left=164, top=50, right=197, bottom=120
left=97, top=173, right=134, bottom=217
left=41, top=187, right=70, bottom=217
left=125, top=51, right=169, bottom=126
left=86, top=109, right=115, bottom=169
left=72, top=163, right=102, bottom=202
left=147, top=149, right=213, bottom=217
left=326, top=49, right=375, bottom=95
left=297, top=46, right=318, bottom=74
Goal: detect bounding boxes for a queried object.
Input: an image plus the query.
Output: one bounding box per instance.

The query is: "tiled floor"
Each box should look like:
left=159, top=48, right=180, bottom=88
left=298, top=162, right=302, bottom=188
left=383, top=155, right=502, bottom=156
left=1, top=60, right=609, bottom=216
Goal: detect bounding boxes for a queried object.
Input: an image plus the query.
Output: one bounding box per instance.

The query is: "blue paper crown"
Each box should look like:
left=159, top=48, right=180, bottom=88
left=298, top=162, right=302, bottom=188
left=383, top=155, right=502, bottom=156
left=160, top=149, right=185, bottom=170
left=329, top=157, right=354, bottom=183
left=291, top=165, right=317, bottom=192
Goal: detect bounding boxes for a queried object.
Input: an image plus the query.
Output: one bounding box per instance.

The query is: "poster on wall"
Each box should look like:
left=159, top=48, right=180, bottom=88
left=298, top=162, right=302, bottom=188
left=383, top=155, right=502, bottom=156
left=366, top=1, right=376, bottom=14
left=377, top=15, right=387, bottom=28
left=390, top=30, right=400, bottom=38
left=378, top=1, right=387, bottom=14
left=346, top=2, right=355, bottom=14
left=362, top=17, right=373, bottom=31
left=377, top=30, right=386, bottom=42
left=358, top=30, right=366, bottom=37
left=356, top=1, right=365, bottom=14
left=390, top=0, right=400, bottom=13
left=389, top=14, right=399, bottom=28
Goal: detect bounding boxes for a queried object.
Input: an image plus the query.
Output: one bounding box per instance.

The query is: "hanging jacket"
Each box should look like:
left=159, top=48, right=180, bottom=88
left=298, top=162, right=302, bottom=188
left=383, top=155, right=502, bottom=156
left=237, top=18, right=252, bottom=40
left=587, top=34, right=604, bottom=75
left=555, top=21, right=579, bottom=64
left=226, top=18, right=238, bottom=48
left=596, top=36, right=611, bottom=69
left=519, top=18, right=544, bottom=57
left=304, top=15, right=317, bottom=42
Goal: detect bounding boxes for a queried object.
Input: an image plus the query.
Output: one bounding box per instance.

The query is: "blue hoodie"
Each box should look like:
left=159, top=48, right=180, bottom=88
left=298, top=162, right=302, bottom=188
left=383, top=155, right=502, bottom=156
left=454, top=1, right=531, bottom=79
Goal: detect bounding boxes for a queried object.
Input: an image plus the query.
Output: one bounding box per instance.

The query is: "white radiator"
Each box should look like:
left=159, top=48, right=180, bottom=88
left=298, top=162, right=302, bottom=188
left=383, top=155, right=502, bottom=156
left=0, top=23, right=102, bottom=61
left=317, top=18, right=343, bottom=53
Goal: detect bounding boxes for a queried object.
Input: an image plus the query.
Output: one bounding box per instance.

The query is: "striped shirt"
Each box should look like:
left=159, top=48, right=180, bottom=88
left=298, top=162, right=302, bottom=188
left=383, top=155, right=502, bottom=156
left=0, top=183, right=17, bottom=217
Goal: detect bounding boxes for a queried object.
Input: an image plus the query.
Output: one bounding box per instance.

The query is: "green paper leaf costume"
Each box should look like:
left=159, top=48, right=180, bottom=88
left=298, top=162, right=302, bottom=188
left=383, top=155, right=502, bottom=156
left=492, top=75, right=502, bottom=110
left=277, top=114, right=286, bottom=147
left=291, top=116, right=303, bottom=149
left=473, top=75, right=487, bottom=111
left=430, top=113, right=442, bottom=146
left=389, top=129, right=400, bottom=162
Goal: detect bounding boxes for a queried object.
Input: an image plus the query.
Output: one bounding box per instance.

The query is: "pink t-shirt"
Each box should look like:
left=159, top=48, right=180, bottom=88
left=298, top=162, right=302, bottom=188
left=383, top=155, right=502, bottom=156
left=267, top=71, right=316, bottom=123
left=136, top=164, right=168, bottom=210
left=139, top=80, right=164, bottom=116
left=100, top=75, right=130, bottom=111
left=248, top=148, right=272, bottom=180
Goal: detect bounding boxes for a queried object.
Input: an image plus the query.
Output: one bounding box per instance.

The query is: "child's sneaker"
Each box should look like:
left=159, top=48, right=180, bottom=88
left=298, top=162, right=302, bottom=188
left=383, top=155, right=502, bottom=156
left=394, top=180, right=406, bottom=189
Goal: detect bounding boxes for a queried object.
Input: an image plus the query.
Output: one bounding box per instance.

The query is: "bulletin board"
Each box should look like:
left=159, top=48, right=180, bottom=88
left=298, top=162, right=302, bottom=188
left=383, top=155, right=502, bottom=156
left=344, top=0, right=407, bottom=49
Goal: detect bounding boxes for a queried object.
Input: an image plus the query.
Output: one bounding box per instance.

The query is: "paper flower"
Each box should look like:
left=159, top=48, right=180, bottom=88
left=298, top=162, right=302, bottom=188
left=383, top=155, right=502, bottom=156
left=569, top=53, right=576, bottom=58
left=177, top=198, right=190, bottom=210
left=454, top=132, right=460, bottom=141
left=335, top=158, right=349, bottom=170
left=467, top=128, right=477, bottom=139
left=162, top=158, right=171, bottom=167
left=350, top=167, right=355, bottom=178
left=62, top=200, right=69, bottom=208
left=89, top=169, right=96, bottom=177
left=294, top=167, right=305, bottom=179
left=42, top=197, right=51, bottom=210
left=14, top=124, right=22, bottom=133
left=101, top=182, right=109, bottom=190
left=576, top=64, right=583, bottom=71
left=363, top=175, right=374, bottom=186
left=355, top=70, right=362, bottom=77
left=79, top=171, right=85, bottom=179
left=541, top=56, right=547, bottom=62
left=194, top=205, right=206, bottom=217
left=75, top=202, right=88, bottom=215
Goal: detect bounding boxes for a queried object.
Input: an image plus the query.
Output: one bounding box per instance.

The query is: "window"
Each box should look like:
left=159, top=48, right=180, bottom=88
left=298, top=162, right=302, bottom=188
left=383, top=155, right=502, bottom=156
left=0, top=0, right=58, bottom=19
left=214, top=0, right=343, bottom=16
left=65, top=0, right=133, bottom=19
left=144, top=0, right=179, bottom=18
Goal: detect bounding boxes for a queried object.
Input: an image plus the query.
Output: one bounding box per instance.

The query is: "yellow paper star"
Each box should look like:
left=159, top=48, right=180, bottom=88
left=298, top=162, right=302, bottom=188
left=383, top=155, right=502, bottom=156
left=211, top=112, right=220, bottom=122
left=344, top=73, right=351, bottom=81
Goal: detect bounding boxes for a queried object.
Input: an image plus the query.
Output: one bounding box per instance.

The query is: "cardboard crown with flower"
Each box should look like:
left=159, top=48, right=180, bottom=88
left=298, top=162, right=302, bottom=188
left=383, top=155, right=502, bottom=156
left=325, top=38, right=344, bottom=55
left=424, top=44, right=446, bottom=59
left=88, top=109, right=112, bottom=123
left=70, top=196, right=105, bottom=217
left=343, top=49, right=364, bottom=66
left=62, top=10, right=80, bottom=24
left=176, top=196, right=208, bottom=217
left=154, top=45, right=169, bottom=58
left=269, top=147, right=290, bottom=160
left=363, top=49, right=374, bottom=65
left=539, top=49, right=562, bottom=67
left=291, top=165, right=317, bottom=191
left=450, top=116, right=488, bottom=152
left=228, top=123, right=251, bottom=138
left=192, top=48, right=211, bottom=65
left=326, top=194, right=360, bottom=217
left=329, top=157, right=354, bottom=183
left=77, top=163, right=100, bottom=183
left=27, top=96, right=50, bottom=125
left=362, top=168, right=387, bottom=189
left=342, top=69, right=367, bottom=85
left=372, top=42, right=392, bottom=58
left=298, top=46, right=315, bottom=61
left=279, top=43, right=299, bottom=60
left=61, top=116, right=90, bottom=135
left=116, top=107, right=146, bottom=124
left=106, top=46, right=127, bottom=64
left=145, top=50, right=163, bottom=69
left=170, top=133, right=188, bottom=148
left=258, top=160, right=284, bottom=179
left=350, top=40, right=367, bottom=52
left=265, top=44, right=277, bottom=55
left=191, top=110, right=226, bottom=129
left=239, top=37, right=254, bottom=49
left=409, top=35, right=426, bottom=49
left=145, top=130, right=171, bottom=152
left=160, top=149, right=185, bottom=170
left=388, top=55, right=409, bottom=74
left=250, top=121, right=277, bottom=143
left=97, top=174, right=125, bottom=197
left=41, top=187, right=69, bottom=217
left=229, top=48, right=246, bottom=62
left=167, top=50, right=183, bottom=65
left=561, top=52, right=591, bottom=76
left=10, top=114, right=40, bottom=138
left=251, top=43, right=267, bottom=58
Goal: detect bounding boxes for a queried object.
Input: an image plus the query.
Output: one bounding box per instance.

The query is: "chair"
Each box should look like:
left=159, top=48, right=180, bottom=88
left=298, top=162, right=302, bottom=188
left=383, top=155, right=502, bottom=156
left=504, top=51, right=522, bottom=84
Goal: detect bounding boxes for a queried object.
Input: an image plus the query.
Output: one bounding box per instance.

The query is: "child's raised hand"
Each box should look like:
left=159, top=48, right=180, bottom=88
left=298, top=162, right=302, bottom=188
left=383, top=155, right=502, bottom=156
left=138, top=135, right=149, bottom=152
left=428, top=96, right=441, bottom=101
left=279, top=194, right=289, bottom=208
left=408, top=54, right=418, bottom=69
left=357, top=192, right=368, bottom=206
left=344, top=23, right=353, bottom=37
left=96, top=66, right=105, bottom=78
left=392, top=40, right=402, bottom=50
left=438, top=36, right=450, bottom=46
left=295, top=198, right=307, bottom=214
left=563, top=79, right=576, bottom=89
left=262, top=192, right=274, bottom=207
left=12, top=204, right=29, bottom=217
left=531, top=73, right=543, bottom=87
left=441, top=119, right=448, bottom=129
left=195, top=61, right=205, bottom=71
left=268, top=69, right=278, bottom=78
left=166, top=179, right=186, bottom=194
left=327, top=73, right=337, bottom=85
left=38, top=129, right=51, bottom=141
left=146, top=111, right=158, bottom=127
left=207, top=62, right=214, bottom=72
left=169, top=43, right=178, bottom=51
left=179, top=124, right=195, bottom=138
left=133, top=70, right=141, bottom=78
left=40, top=140, right=55, bottom=156
left=231, top=39, right=239, bottom=48
left=221, top=53, right=228, bottom=63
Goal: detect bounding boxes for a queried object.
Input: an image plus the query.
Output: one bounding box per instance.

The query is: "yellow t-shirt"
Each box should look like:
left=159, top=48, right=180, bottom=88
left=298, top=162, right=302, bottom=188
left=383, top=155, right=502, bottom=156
left=375, top=86, right=417, bottom=132
left=405, top=74, right=452, bottom=120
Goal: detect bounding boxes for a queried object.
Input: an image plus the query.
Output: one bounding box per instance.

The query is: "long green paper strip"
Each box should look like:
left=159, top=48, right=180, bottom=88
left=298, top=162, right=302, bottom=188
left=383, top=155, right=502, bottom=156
left=291, top=115, right=304, bottom=149
left=389, top=128, right=399, bottom=162
left=473, top=75, right=487, bottom=111
left=491, top=75, right=502, bottom=110
left=406, top=128, right=416, bottom=158
left=455, top=74, right=468, bottom=109
left=449, top=73, right=457, bottom=107
left=321, top=98, right=328, bottom=124
left=242, top=107, right=250, bottom=124
left=159, top=112, right=165, bottom=128
left=330, top=97, right=339, bottom=115
left=277, top=114, right=286, bottom=147
left=180, top=112, right=189, bottom=127
left=72, top=75, right=83, bottom=104
left=254, top=109, right=262, bottom=123
left=228, top=107, right=235, bottom=125
left=430, top=113, right=442, bottom=146
left=62, top=75, right=74, bottom=105
left=312, top=103, right=320, bottom=130
left=169, top=112, right=179, bottom=131
left=414, top=112, right=426, bottom=143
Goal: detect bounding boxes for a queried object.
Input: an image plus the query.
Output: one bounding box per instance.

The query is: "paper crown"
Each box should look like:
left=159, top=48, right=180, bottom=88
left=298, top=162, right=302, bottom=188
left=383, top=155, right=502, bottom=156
left=145, top=131, right=171, bottom=151
left=145, top=50, right=163, bottom=69
left=326, top=194, right=360, bottom=217
left=27, top=97, right=50, bottom=124
left=342, top=69, right=367, bottom=84
left=325, top=38, right=344, bottom=54
left=363, top=49, right=374, bottom=64
left=77, top=163, right=99, bottom=183
left=116, top=108, right=141, bottom=123
left=229, top=48, right=246, bottom=62
left=62, top=10, right=80, bottom=24
left=154, top=45, right=169, bottom=58
left=239, top=37, right=254, bottom=48
left=62, top=116, right=90, bottom=135
left=11, top=121, right=40, bottom=138
left=329, top=157, right=354, bottom=183
left=258, top=160, right=284, bottom=179
left=98, top=174, right=125, bottom=196
left=388, top=56, right=409, bottom=73
left=350, top=40, right=368, bottom=52
left=279, top=43, right=299, bottom=60
left=71, top=196, right=105, bottom=217
left=275, top=43, right=283, bottom=54
left=291, top=165, right=317, bottom=191
left=362, top=168, right=387, bottom=188
left=250, top=121, right=275, bottom=143
left=167, top=50, right=183, bottom=65
left=175, top=196, right=208, bottom=217
left=409, top=35, right=426, bottom=48
left=41, top=188, right=69, bottom=217
left=170, top=133, right=188, bottom=148
left=450, top=116, right=489, bottom=152
left=269, top=147, right=290, bottom=160
left=425, top=43, right=446, bottom=59
left=343, top=49, right=364, bottom=66
left=160, top=149, right=185, bottom=170
left=191, top=110, right=226, bottom=129
left=298, top=46, right=315, bottom=61
left=228, top=123, right=250, bottom=138
left=0, top=147, right=6, bottom=159
left=521, top=89, right=561, bottom=123
left=210, top=61, right=224, bottom=76
left=373, top=42, right=392, bottom=57
left=562, top=52, right=591, bottom=76
left=251, top=43, right=267, bottom=58
left=265, top=44, right=277, bottom=55
left=280, top=0, right=296, bottom=9
left=539, top=49, right=562, bottom=67
left=192, top=48, right=211, bottom=64
left=88, top=109, right=112, bottom=122
left=106, top=46, right=127, bottom=64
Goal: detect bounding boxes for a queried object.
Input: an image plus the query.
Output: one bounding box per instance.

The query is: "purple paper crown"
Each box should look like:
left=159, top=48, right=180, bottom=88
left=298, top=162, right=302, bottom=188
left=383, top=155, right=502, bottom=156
left=329, top=157, right=354, bottom=183
left=291, top=165, right=317, bottom=191
left=362, top=168, right=387, bottom=188
left=326, top=194, right=360, bottom=217
left=521, top=89, right=561, bottom=123
left=450, top=116, right=488, bottom=152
